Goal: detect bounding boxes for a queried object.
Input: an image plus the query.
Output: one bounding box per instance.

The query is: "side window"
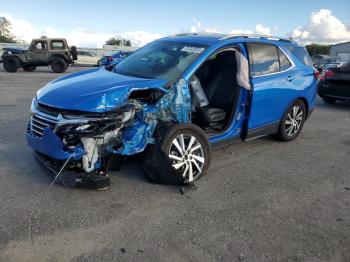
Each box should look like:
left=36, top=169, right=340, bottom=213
left=33, top=41, right=47, bottom=50
left=278, top=48, right=292, bottom=71
left=50, top=40, right=65, bottom=50
left=285, top=46, right=313, bottom=66
left=248, top=43, right=280, bottom=76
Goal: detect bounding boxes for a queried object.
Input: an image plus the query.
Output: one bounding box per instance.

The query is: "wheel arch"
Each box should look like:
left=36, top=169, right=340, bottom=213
left=4, top=54, right=23, bottom=65
left=296, top=96, right=309, bottom=117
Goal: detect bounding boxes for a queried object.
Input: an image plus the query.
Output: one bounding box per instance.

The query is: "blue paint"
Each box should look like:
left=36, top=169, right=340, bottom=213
left=27, top=34, right=317, bottom=172
left=26, top=127, right=85, bottom=160
left=99, top=51, right=133, bottom=66
left=36, top=67, right=168, bottom=112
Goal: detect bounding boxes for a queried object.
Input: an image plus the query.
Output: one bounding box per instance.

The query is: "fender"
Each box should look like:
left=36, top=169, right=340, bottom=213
left=3, top=54, right=24, bottom=64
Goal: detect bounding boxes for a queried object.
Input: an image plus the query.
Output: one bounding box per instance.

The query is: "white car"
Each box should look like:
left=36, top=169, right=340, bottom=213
left=76, top=51, right=100, bottom=66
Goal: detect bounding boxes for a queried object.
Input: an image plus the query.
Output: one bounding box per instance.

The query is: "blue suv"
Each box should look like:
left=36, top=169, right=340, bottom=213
left=26, top=33, right=317, bottom=189
left=98, top=51, right=133, bottom=66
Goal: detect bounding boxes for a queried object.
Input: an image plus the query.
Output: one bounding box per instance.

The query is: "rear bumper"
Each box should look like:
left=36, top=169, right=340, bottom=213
left=318, top=81, right=350, bottom=100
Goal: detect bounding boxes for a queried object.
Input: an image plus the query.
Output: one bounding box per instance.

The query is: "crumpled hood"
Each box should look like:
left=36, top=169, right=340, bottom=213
left=36, top=67, right=168, bottom=112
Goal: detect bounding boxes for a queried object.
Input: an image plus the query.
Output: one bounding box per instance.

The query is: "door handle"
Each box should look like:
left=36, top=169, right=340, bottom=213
left=286, top=76, right=294, bottom=81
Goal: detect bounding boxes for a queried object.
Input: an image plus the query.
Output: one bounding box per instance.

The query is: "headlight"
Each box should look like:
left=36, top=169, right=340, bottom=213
left=30, top=98, right=38, bottom=115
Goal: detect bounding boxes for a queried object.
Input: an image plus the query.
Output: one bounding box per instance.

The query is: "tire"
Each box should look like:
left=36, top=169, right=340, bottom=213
left=323, top=97, right=336, bottom=104
left=276, top=100, right=306, bottom=142
left=141, top=123, right=211, bottom=185
left=50, top=58, right=67, bottom=73
left=70, top=46, right=77, bottom=61
left=23, top=65, right=36, bottom=71
left=3, top=56, right=20, bottom=73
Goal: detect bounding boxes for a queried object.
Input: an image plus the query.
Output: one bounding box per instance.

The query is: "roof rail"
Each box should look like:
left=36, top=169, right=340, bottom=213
left=170, top=32, right=222, bottom=37
left=220, top=34, right=293, bottom=43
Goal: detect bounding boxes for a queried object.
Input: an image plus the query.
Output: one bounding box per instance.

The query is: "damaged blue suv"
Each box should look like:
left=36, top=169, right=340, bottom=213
left=26, top=33, right=317, bottom=189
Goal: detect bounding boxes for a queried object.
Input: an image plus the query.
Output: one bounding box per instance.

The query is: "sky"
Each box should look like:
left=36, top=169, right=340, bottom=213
left=0, top=0, right=349, bottom=47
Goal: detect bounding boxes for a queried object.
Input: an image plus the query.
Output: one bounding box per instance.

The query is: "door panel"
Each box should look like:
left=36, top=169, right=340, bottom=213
left=247, top=43, right=300, bottom=131
left=27, top=41, right=47, bottom=62
left=248, top=69, right=300, bottom=130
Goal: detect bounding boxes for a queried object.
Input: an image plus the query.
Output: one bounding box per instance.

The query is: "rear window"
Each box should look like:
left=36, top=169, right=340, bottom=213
left=248, top=44, right=280, bottom=76
left=248, top=43, right=292, bottom=76
left=286, top=46, right=313, bottom=66
left=278, top=48, right=292, bottom=71
left=336, top=63, right=350, bottom=73
left=50, top=40, right=65, bottom=50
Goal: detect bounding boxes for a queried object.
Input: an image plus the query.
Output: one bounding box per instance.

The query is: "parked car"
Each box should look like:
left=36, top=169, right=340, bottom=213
left=318, top=62, right=350, bottom=103
left=323, top=62, right=347, bottom=71
left=26, top=33, right=317, bottom=189
left=98, top=51, right=133, bottom=66
left=76, top=51, right=100, bottom=66
left=1, top=38, right=77, bottom=73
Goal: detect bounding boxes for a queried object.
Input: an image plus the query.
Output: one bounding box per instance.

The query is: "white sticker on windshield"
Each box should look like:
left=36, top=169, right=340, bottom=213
left=181, top=46, right=205, bottom=54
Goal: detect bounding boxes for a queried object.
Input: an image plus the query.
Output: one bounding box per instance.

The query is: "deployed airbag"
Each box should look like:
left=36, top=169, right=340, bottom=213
left=235, top=51, right=251, bottom=90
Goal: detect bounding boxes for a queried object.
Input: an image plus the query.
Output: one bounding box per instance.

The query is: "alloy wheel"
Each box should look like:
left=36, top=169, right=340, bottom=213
left=168, top=134, right=205, bottom=182
left=285, top=105, right=303, bottom=136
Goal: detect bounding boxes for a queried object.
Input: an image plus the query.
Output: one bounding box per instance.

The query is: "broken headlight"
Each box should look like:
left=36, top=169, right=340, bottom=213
left=56, top=108, right=135, bottom=137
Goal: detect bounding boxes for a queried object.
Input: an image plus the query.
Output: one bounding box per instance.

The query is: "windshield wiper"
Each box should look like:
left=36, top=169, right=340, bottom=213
left=114, top=68, right=154, bottom=79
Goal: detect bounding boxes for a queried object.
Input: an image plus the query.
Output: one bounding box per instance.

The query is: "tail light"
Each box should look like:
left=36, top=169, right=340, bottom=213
left=325, top=70, right=334, bottom=77
left=313, top=69, right=320, bottom=80
left=107, top=56, right=113, bottom=61
left=319, top=69, right=334, bottom=81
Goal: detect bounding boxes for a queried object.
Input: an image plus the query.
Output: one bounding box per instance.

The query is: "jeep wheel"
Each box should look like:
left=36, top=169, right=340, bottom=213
left=3, top=57, right=20, bottom=73
left=23, top=65, right=36, bottom=71
left=50, top=58, right=67, bottom=73
left=141, top=123, right=211, bottom=185
left=276, top=100, right=306, bottom=142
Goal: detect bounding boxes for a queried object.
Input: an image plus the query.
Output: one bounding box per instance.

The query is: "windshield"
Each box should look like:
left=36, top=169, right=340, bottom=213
left=114, top=40, right=207, bottom=82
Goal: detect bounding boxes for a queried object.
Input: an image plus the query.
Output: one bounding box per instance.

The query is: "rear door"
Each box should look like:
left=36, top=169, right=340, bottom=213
left=246, top=43, right=298, bottom=138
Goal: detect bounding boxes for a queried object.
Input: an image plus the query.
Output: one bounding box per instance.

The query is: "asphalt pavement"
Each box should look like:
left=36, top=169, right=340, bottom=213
left=0, top=64, right=349, bottom=262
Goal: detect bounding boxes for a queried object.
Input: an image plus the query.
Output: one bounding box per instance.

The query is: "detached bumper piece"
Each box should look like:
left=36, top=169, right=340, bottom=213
left=34, top=151, right=110, bottom=190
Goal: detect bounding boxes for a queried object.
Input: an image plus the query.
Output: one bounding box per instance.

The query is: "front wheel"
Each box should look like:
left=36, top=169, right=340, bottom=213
left=276, top=100, right=306, bottom=141
left=141, top=123, right=211, bottom=185
left=3, top=56, right=20, bottom=73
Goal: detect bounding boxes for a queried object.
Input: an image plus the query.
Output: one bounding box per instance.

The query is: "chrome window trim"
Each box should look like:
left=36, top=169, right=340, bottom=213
left=250, top=45, right=295, bottom=79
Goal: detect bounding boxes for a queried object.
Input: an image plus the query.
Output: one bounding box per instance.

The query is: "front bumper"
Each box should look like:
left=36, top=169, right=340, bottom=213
left=27, top=126, right=110, bottom=189
left=34, top=151, right=110, bottom=189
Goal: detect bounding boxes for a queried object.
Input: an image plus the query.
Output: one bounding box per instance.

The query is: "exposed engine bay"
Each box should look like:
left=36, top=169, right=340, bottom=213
left=27, top=79, right=192, bottom=188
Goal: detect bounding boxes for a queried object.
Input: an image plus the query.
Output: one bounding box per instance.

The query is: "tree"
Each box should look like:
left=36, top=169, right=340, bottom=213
left=105, top=37, right=132, bottom=47
left=105, top=37, right=120, bottom=46
left=0, top=17, right=16, bottom=43
left=305, top=44, right=331, bottom=56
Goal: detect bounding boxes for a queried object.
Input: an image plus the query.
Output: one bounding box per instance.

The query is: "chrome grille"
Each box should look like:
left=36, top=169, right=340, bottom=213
left=30, top=112, right=58, bottom=137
